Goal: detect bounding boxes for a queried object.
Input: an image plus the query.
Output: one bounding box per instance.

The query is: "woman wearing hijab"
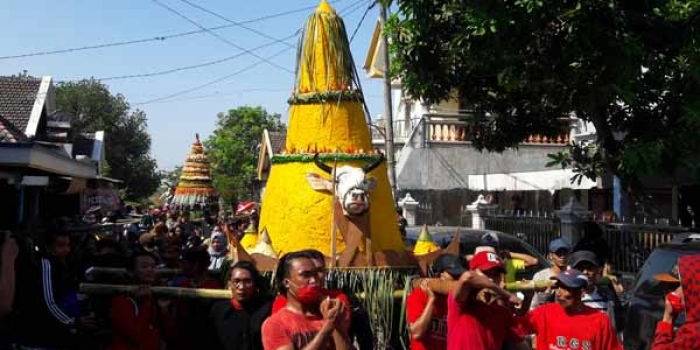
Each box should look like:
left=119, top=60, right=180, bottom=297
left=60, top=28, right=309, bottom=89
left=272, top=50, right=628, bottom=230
left=208, top=231, right=229, bottom=273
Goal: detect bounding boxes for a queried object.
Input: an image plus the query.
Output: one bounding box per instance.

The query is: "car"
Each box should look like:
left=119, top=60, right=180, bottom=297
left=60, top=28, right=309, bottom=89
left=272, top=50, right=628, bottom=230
left=404, top=226, right=550, bottom=280
left=622, top=234, right=700, bottom=350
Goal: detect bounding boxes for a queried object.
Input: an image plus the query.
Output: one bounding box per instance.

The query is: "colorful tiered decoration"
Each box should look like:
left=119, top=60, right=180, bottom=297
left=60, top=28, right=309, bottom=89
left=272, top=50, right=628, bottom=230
left=413, top=225, right=440, bottom=256
left=172, top=134, right=218, bottom=207
left=257, top=0, right=406, bottom=262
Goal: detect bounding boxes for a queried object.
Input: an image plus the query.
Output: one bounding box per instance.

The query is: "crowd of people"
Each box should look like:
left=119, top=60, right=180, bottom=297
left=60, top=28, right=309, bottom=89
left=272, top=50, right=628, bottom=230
left=405, top=233, right=697, bottom=350
left=0, top=206, right=697, bottom=350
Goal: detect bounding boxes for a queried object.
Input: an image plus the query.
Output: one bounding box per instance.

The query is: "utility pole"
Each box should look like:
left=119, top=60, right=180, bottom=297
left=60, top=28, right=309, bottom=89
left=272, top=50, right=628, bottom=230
left=379, top=3, right=397, bottom=199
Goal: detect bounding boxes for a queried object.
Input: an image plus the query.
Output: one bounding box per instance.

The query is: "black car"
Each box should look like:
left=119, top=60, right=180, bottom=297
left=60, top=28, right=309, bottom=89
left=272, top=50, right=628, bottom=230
left=404, top=226, right=550, bottom=280
left=623, top=234, right=700, bottom=350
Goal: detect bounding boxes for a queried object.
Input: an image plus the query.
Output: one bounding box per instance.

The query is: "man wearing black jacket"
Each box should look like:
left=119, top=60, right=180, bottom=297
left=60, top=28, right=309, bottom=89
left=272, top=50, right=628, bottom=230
left=11, top=230, right=84, bottom=349
left=209, top=261, right=272, bottom=350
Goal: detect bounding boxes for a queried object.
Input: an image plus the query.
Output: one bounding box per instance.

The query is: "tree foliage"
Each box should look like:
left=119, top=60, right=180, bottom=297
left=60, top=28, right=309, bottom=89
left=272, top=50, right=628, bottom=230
left=205, top=106, right=284, bottom=204
left=55, top=79, right=160, bottom=200
left=387, top=0, right=700, bottom=185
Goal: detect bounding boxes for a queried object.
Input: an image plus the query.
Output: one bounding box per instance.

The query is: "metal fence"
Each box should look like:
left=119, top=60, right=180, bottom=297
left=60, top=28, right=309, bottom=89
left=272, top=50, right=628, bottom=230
left=482, top=211, right=692, bottom=274
left=601, top=223, right=690, bottom=274
left=483, top=212, right=559, bottom=255
left=416, top=202, right=434, bottom=226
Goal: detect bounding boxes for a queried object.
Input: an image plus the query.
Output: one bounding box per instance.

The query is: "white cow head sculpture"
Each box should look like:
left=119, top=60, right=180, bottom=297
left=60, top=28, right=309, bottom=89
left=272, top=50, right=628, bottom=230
left=306, top=154, right=385, bottom=216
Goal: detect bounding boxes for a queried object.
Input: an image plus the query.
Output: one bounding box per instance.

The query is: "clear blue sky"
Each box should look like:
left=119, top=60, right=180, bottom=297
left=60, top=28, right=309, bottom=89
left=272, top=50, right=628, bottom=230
left=0, top=0, right=384, bottom=170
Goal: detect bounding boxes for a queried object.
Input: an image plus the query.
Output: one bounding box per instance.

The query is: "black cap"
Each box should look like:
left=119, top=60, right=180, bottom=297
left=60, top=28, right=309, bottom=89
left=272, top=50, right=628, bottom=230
left=568, top=250, right=599, bottom=268
left=480, top=232, right=500, bottom=248
left=551, top=268, right=589, bottom=289
left=432, top=254, right=466, bottom=278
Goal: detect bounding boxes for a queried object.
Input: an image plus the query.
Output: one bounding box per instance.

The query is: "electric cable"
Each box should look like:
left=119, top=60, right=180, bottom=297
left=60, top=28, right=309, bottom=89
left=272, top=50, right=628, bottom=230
left=134, top=46, right=293, bottom=105
left=177, top=0, right=295, bottom=49
left=96, top=31, right=299, bottom=81
left=151, top=0, right=293, bottom=73
left=133, top=0, right=369, bottom=106
left=0, top=3, right=317, bottom=60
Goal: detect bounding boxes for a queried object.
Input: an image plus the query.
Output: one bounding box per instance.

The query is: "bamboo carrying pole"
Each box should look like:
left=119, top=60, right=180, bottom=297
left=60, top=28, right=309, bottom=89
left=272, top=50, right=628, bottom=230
left=80, top=278, right=556, bottom=302
left=80, top=283, right=232, bottom=299
left=410, top=278, right=555, bottom=294
left=79, top=283, right=400, bottom=300
left=85, top=267, right=181, bottom=275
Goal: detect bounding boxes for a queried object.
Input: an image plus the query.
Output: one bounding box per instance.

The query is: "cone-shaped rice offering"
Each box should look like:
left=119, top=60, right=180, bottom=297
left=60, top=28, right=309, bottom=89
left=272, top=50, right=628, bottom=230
left=239, top=223, right=258, bottom=250
left=258, top=0, right=407, bottom=265
left=250, top=229, right=277, bottom=258
left=172, top=134, right=218, bottom=207
left=413, top=225, right=440, bottom=256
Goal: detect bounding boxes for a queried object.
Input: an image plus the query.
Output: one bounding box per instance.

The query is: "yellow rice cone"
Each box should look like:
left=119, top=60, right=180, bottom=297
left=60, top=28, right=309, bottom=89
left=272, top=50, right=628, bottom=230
left=239, top=223, right=258, bottom=250
left=257, top=0, right=405, bottom=261
left=413, top=225, right=440, bottom=256
left=250, top=229, right=277, bottom=258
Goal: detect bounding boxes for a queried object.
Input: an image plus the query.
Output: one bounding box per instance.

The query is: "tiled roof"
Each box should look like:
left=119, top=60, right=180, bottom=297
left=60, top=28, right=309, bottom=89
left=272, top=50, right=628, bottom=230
left=269, top=130, right=286, bottom=154
left=0, top=115, right=27, bottom=143
left=0, top=76, right=41, bottom=135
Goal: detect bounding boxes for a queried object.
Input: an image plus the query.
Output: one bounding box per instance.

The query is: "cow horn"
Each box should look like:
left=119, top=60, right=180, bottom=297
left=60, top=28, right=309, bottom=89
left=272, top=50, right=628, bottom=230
left=313, top=154, right=333, bottom=174
left=363, top=153, right=385, bottom=173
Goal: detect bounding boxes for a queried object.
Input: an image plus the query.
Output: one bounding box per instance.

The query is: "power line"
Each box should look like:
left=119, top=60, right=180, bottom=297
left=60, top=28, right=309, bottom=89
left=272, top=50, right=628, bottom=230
left=134, top=46, right=293, bottom=105
left=177, top=0, right=295, bottom=49
left=338, top=0, right=370, bottom=19
left=134, top=0, right=368, bottom=106
left=349, top=1, right=376, bottom=43
left=96, top=31, right=299, bottom=81
left=151, top=0, right=293, bottom=74
left=0, top=3, right=317, bottom=61
left=139, top=88, right=290, bottom=105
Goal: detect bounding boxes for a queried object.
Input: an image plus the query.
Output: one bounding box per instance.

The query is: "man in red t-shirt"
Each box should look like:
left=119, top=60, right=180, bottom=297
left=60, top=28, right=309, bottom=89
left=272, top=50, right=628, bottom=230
left=271, top=249, right=350, bottom=321
left=261, top=251, right=352, bottom=350
left=406, top=254, right=465, bottom=350
left=447, top=251, right=523, bottom=350
left=521, top=268, right=622, bottom=350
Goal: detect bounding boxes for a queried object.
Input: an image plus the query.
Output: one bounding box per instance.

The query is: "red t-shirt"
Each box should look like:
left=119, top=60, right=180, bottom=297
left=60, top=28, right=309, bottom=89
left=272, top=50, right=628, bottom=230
left=405, top=288, right=447, bottom=350
left=108, top=296, right=160, bottom=350
left=446, top=292, right=522, bottom=350
left=261, top=308, right=329, bottom=350
left=270, top=291, right=351, bottom=337
left=521, top=303, right=622, bottom=350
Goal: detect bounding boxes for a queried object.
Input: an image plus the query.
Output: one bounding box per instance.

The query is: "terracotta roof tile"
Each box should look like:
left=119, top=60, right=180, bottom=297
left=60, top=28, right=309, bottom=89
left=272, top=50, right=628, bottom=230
left=0, top=76, right=41, bottom=134
left=0, top=115, right=27, bottom=143
left=269, top=130, right=286, bottom=154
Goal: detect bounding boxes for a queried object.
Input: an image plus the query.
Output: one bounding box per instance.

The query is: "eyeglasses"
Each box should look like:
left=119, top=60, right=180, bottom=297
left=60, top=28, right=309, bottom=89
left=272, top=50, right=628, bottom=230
left=231, top=278, right=253, bottom=287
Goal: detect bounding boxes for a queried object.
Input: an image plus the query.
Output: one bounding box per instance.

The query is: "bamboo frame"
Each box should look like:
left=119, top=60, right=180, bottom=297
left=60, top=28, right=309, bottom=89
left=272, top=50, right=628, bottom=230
left=80, top=283, right=232, bottom=299
left=85, top=267, right=181, bottom=275
left=409, top=278, right=555, bottom=294
left=80, top=283, right=405, bottom=300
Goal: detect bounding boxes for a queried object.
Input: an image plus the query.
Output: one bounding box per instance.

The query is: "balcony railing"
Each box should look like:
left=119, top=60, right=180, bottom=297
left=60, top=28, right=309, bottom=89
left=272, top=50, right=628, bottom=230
left=427, top=118, right=469, bottom=142
left=371, top=114, right=571, bottom=146
left=370, top=118, right=421, bottom=143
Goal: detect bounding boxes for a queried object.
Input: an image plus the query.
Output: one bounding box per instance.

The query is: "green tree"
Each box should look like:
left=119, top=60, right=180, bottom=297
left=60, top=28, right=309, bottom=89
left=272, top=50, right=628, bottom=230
left=55, top=79, right=160, bottom=200
left=387, top=0, right=700, bottom=186
left=205, top=106, right=284, bottom=204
